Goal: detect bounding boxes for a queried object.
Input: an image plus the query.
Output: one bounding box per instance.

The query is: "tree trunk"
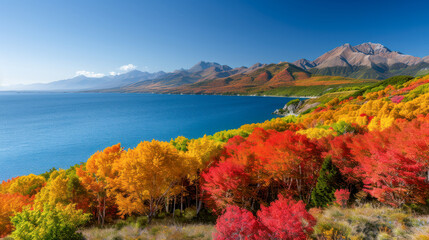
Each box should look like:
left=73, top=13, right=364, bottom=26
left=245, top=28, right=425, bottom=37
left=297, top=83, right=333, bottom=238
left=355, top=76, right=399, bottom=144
left=148, top=198, right=153, bottom=224
left=101, top=196, right=106, bottom=227
left=173, top=195, right=177, bottom=217
left=180, top=192, right=183, bottom=214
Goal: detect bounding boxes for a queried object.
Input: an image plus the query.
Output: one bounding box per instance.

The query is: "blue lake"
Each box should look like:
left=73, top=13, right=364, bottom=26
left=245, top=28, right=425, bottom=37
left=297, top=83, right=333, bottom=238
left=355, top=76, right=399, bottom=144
left=0, top=92, right=298, bottom=180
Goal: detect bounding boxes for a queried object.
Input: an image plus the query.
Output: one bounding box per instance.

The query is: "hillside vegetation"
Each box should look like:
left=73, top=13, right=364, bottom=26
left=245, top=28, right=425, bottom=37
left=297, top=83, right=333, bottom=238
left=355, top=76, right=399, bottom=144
left=1, top=74, right=429, bottom=240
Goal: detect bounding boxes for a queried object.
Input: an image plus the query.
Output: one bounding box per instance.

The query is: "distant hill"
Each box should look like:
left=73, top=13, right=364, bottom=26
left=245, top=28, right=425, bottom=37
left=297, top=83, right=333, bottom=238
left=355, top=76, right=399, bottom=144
left=169, top=62, right=311, bottom=94
left=294, top=42, right=429, bottom=79
left=2, top=70, right=166, bottom=91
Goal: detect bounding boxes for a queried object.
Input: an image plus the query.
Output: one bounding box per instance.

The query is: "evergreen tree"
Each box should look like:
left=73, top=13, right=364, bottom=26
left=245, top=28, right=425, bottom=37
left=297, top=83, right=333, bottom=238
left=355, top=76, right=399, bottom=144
left=311, top=156, right=344, bottom=207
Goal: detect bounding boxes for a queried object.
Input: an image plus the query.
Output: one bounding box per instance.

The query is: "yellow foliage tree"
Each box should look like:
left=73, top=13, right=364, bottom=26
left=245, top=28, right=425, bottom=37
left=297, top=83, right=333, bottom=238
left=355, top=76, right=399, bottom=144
left=297, top=127, right=335, bottom=139
left=186, top=135, right=223, bottom=213
left=8, top=174, right=46, bottom=196
left=186, top=135, right=223, bottom=173
left=110, top=140, right=187, bottom=222
left=34, top=169, right=88, bottom=211
left=34, top=170, right=70, bottom=208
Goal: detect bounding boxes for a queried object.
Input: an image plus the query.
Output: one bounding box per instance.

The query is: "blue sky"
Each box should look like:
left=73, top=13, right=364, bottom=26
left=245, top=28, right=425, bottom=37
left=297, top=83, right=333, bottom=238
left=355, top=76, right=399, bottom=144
left=0, top=0, right=428, bottom=85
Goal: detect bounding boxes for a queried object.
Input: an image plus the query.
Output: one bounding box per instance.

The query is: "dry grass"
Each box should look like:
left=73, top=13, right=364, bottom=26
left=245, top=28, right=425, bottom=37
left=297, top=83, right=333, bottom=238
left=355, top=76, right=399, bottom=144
left=312, top=204, right=429, bottom=240
left=81, top=223, right=214, bottom=240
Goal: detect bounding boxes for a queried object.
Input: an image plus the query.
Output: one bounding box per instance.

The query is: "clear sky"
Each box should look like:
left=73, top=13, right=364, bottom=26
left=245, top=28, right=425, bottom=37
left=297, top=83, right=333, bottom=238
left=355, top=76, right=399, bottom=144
left=1, top=0, right=428, bottom=85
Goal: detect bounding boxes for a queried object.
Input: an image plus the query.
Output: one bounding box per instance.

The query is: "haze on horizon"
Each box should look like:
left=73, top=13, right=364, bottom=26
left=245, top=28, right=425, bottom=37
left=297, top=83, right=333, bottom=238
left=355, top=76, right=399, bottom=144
left=1, top=0, right=428, bottom=86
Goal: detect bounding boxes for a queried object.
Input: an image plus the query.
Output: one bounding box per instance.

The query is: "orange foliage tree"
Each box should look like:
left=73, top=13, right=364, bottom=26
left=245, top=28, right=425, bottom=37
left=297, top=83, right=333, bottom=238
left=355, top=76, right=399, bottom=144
left=77, top=143, right=122, bottom=226
left=0, top=193, right=33, bottom=237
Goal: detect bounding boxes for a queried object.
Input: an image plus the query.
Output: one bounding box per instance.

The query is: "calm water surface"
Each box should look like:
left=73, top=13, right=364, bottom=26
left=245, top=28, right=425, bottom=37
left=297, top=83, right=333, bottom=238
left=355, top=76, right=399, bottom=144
left=0, top=92, right=298, bottom=180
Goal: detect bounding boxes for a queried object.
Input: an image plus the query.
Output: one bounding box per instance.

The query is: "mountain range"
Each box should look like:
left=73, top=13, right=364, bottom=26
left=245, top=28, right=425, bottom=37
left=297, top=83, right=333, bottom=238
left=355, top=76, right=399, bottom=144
left=1, top=70, right=166, bottom=91
left=109, top=61, right=376, bottom=96
left=294, top=42, right=429, bottom=79
left=2, top=42, right=428, bottom=93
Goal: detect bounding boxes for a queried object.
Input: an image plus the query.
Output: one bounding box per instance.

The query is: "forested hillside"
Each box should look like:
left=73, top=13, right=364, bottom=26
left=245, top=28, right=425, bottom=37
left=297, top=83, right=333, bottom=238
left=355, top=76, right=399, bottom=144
left=1, top=75, right=429, bottom=240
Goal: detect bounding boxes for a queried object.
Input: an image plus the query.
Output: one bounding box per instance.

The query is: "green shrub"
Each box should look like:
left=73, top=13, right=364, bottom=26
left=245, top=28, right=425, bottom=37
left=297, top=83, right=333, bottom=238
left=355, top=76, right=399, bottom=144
left=286, top=98, right=300, bottom=106
left=170, top=136, right=190, bottom=152
left=135, top=216, right=148, bottom=228
left=114, top=220, right=127, bottom=230
left=209, top=129, right=249, bottom=143
left=183, top=207, right=197, bottom=220
left=174, top=209, right=182, bottom=218
left=11, top=204, right=90, bottom=240
left=282, top=115, right=297, bottom=123
left=149, top=226, right=163, bottom=236
left=331, top=121, right=356, bottom=135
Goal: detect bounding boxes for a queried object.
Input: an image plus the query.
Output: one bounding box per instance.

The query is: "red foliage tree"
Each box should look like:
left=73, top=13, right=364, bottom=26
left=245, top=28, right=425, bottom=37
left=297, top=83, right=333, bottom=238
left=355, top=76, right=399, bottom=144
left=201, top=161, right=251, bottom=211
left=204, top=128, right=324, bottom=209
left=257, top=194, right=316, bottom=240
left=357, top=118, right=429, bottom=206
left=214, top=205, right=268, bottom=240
left=334, top=189, right=350, bottom=207
left=329, top=116, right=429, bottom=206
left=258, top=130, right=323, bottom=202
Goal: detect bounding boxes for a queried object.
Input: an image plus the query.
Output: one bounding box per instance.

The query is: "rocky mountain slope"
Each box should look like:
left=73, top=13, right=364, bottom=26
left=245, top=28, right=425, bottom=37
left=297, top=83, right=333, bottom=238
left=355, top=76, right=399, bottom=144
left=294, top=42, right=429, bottom=79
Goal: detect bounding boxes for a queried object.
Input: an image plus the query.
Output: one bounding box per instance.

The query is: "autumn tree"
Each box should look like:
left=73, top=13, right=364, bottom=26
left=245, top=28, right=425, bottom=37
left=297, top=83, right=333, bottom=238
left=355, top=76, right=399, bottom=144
left=110, top=140, right=187, bottom=223
left=77, top=143, right=122, bottom=226
left=334, top=189, right=350, bottom=207
left=214, top=205, right=268, bottom=240
left=0, top=178, right=17, bottom=193
left=7, top=174, right=46, bottom=196
left=187, top=135, right=223, bottom=171
left=328, top=134, right=364, bottom=185
left=202, top=161, right=251, bottom=211
left=214, top=195, right=316, bottom=240
left=0, top=193, right=33, bottom=237
left=260, top=130, right=323, bottom=203
left=257, top=195, right=316, bottom=240
left=34, top=169, right=90, bottom=211
left=186, top=135, right=223, bottom=214
left=329, top=116, right=429, bottom=206
left=354, top=119, right=429, bottom=206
